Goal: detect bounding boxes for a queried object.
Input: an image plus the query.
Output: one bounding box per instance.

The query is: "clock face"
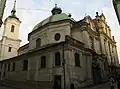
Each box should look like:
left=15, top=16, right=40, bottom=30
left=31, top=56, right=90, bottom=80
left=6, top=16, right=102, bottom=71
left=55, top=33, right=61, bottom=41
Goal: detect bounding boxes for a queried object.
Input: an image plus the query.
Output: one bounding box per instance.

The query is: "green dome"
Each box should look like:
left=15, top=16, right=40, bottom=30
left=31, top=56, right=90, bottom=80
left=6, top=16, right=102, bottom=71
left=32, top=13, right=75, bottom=31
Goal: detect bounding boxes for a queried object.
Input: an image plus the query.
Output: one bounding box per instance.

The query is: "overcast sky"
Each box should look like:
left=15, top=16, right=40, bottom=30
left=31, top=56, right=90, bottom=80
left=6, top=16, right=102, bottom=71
left=1, top=0, right=120, bottom=61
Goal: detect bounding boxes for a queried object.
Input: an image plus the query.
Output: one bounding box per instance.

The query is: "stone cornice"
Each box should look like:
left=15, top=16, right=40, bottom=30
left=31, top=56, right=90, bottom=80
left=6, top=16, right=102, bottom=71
left=2, top=36, right=21, bottom=42
left=4, top=15, right=21, bottom=24
left=18, top=43, right=29, bottom=51
left=28, top=19, right=75, bottom=41
left=0, top=35, right=105, bottom=64
left=72, top=21, right=100, bottom=38
left=100, top=32, right=116, bottom=44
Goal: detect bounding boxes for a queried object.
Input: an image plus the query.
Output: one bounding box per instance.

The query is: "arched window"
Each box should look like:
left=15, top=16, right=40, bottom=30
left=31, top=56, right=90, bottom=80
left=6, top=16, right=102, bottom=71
left=75, top=53, right=80, bottom=67
left=41, top=56, right=46, bottom=68
left=70, top=83, right=75, bottom=89
left=54, top=75, right=61, bottom=89
left=55, top=52, right=61, bottom=66
left=11, top=25, right=15, bottom=32
left=36, top=38, right=41, bottom=48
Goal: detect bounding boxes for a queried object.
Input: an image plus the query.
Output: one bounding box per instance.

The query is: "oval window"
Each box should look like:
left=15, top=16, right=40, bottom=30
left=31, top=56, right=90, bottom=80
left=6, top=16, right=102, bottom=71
left=55, top=33, right=61, bottom=41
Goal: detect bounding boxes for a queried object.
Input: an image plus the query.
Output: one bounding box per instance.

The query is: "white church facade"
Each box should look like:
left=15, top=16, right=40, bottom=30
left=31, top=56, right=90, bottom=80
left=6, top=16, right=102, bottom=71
left=0, top=1, right=119, bottom=89
left=0, top=0, right=21, bottom=60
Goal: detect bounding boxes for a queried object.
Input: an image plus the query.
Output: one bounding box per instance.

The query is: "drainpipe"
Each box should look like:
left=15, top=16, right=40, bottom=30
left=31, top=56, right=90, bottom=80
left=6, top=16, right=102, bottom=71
left=62, top=42, right=66, bottom=89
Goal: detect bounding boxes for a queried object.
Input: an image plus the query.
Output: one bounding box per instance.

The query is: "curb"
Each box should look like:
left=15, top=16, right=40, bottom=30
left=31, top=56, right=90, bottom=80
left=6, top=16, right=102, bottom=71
left=82, top=82, right=109, bottom=89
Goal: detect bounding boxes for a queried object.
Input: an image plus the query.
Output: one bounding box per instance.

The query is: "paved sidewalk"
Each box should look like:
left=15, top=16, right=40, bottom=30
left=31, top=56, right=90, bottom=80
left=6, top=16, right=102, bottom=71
left=0, top=82, right=118, bottom=89
left=0, top=86, right=14, bottom=89
left=83, top=82, right=117, bottom=89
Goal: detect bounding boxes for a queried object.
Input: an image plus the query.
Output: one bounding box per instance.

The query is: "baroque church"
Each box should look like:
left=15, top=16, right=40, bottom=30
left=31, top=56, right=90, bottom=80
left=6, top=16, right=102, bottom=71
left=0, top=1, right=119, bottom=89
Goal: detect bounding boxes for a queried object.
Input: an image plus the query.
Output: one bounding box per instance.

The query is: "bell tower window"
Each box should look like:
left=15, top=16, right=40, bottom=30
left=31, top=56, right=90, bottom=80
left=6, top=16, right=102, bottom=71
left=11, top=25, right=15, bottom=32
left=8, top=47, right=12, bottom=52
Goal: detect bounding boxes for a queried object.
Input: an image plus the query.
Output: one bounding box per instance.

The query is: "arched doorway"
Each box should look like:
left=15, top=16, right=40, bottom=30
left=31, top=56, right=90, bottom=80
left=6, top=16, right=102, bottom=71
left=92, top=62, right=101, bottom=85
left=70, top=83, right=75, bottom=89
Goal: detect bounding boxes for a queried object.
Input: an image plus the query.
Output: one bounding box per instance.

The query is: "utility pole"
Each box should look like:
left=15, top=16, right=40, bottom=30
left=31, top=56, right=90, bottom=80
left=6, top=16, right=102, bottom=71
left=0, top=0, right=7, bottom=27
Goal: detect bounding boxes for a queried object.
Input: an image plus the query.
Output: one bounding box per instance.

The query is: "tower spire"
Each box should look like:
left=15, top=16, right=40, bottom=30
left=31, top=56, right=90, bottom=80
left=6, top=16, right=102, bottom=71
left=11, top=0, right=16, bottom=16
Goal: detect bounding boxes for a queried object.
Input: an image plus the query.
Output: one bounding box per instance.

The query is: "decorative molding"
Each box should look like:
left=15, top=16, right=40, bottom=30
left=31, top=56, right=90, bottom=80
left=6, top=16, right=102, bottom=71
left=2, top=36, right=21, bottom=42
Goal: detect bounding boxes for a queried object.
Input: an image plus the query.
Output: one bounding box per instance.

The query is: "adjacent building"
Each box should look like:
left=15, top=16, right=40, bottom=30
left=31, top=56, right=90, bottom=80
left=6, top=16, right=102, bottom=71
left=113, top=0, right=120, bottom=24
left=0, top=4, right=119, bottom=89
left=0, top=0, right=21, bottom=60
left=0, top=0, right=7, bottom=27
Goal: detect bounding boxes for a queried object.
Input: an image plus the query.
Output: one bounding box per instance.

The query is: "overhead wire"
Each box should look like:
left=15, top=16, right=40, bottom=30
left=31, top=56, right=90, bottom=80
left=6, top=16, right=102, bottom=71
left=17, top=8, right=50, bottom=12
left=0, top=1, right=54, bottom=59
left=0, top=1, right=53, bottom=50
left=1, top=7, right=51, bottom=12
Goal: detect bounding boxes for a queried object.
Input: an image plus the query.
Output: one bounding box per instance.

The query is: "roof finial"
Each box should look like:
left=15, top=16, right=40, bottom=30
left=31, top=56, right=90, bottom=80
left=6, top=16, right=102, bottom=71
left=101, top=9, right=104, bottom=15
left=85, top=13, right=87, bottom=17
left=11, top=0, right=16, bottom=16
left=55, top=4, right=57, bottom=7
left=96, top=12, right=99, bottom=16
left=51, top=4, right=62, bottom=15
left=68, top=13, right=72, bottom=17
left=101, top=9, right=103, bottom=13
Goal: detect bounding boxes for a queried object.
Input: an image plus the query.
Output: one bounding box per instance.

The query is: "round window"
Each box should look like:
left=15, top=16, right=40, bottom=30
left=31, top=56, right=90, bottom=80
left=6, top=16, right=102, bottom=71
left=55, top=33, right=61, bottom=41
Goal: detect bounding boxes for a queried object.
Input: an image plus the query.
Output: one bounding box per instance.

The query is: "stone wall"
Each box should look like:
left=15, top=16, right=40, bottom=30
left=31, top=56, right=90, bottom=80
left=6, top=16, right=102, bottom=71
left=29, top=22, right=71, bottom=50
left=0, top=42, right=93, bottom=89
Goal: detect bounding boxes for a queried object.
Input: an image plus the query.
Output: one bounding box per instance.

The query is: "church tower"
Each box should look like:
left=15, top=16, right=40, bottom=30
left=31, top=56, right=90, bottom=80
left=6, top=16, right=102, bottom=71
left=0, top=0, right=21, bottom=60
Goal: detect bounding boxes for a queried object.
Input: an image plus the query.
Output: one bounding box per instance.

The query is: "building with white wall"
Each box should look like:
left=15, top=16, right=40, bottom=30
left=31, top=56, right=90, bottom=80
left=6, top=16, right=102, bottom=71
left=0, top=0, right=21, bottom=60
